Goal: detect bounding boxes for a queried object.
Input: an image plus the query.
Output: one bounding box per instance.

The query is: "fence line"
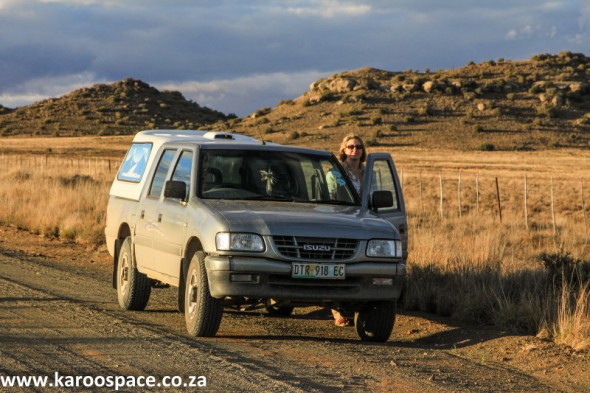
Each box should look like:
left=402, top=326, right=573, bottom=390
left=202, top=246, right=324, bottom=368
left=1, top=154, right=588, bottom=233
left=397, top=168, right=589, bottom=235
left=0, top=154, right=118, bottom=178
left=0, top=154, right=119, bottom=179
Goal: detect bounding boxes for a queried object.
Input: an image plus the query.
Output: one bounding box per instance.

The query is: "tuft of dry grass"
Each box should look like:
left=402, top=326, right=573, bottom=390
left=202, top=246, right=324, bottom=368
left=552, top=283, right=590, bottom=351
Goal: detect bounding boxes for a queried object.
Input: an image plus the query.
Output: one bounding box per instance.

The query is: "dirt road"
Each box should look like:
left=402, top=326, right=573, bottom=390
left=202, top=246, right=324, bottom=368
left=1, top=228, right=588, bottom=392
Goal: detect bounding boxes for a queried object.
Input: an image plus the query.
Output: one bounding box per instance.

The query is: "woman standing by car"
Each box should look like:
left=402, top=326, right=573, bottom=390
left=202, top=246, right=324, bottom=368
left=331, top=133, right=367, bottom=327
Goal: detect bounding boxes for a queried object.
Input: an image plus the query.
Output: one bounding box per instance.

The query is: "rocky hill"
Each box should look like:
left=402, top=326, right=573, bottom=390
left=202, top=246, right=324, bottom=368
left=1, top=52, right=590, bottom=151
left=215, top=51, right=590, bottom=151
left=0, top=78, right=227, bottom=137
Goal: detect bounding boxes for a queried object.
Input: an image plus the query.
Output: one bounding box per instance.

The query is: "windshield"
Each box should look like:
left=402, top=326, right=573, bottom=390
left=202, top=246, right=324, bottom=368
left=198, top=148, right=358, bottom=205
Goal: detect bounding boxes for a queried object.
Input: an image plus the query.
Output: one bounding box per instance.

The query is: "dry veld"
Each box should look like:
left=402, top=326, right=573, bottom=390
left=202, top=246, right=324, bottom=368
left=0, top=137, right=588, bottom=350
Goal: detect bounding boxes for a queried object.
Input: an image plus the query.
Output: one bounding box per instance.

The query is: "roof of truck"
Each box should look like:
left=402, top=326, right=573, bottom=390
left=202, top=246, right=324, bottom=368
left=132, top=129, right=264, bottom=146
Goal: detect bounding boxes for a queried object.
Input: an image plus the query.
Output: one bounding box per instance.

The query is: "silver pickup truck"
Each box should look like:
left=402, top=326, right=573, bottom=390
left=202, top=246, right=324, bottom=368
left=105, top=130, right=407, bottom=342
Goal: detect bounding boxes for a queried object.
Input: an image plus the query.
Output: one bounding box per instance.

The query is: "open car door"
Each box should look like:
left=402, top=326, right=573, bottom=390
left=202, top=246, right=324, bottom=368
left=361, top=153, right=408, bottom=262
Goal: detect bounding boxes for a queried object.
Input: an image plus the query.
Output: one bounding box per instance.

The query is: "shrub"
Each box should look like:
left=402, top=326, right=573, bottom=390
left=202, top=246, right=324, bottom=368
left=537, top=105, right=558, bottom=119
left=372, top=129, right=385, bottom=138
left=365, top=138, right=379, bottom=147
left=418, top=105, right=432, bottom=116
left=538, top=251, right=590, bottom=288
left=254, top=107, right=271, bottom=117
left=479, top=143, right=495, bottom=151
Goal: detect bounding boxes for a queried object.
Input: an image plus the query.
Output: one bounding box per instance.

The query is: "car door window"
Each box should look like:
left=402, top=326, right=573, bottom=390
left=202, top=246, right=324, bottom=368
left=369, top=159, right=400, bottom=211
left=170, top=150, right=193, bottom=198
left=148, top=149, right=177, bottom=198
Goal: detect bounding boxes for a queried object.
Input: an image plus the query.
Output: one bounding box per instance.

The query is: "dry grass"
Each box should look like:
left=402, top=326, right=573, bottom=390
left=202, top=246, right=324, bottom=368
left=0, top=139, right=588, bottom=349
left=0, top=154, right=114, bottom=245
left=394, top=149, right=590, bottom=350
left=553, top=283, right=590, bottom=351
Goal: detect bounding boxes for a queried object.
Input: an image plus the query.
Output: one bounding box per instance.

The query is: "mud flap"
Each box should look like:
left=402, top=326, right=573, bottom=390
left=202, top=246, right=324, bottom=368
left=112, top=238, right=121, bottom=289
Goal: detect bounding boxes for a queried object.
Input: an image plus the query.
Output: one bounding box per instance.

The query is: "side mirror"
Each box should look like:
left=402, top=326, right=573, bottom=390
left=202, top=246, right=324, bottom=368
left=371, top=190, right=393, bottom=210
left=164, top=180, right=187, bottom=201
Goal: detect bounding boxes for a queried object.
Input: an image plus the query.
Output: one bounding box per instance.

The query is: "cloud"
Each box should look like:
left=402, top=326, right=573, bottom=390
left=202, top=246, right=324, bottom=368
left=285, top=0, right=371, bottom=18
left=0, top=0, right=588, bottom=115
left=0, top=72, right=105, bottom=108
left=155, top=70, right=332, bottom=116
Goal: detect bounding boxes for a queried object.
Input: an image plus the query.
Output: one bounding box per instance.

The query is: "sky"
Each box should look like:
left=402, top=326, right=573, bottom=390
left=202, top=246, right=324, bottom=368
left=0, top=0, right=589, bottom=117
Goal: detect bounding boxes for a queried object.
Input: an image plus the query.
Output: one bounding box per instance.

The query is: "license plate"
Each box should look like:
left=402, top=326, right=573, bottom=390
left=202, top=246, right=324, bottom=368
left=291, top=263, right=345, bottom=279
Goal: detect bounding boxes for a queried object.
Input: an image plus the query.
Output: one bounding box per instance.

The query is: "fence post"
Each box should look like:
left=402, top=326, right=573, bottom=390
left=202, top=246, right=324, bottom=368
left=582, top=178, right=587, bottom=233
left=495, top=177, right=502, bottom=223
left=524, top=175, right=529, bottom=231
left=439, top=174, right=444, bottom=218
left=551, top=176, right=557, bottom=235
left=476, top=173, right=480, bottom=215
left=419, top=171, right=424, bottom=212
left=458, top=171, right=462, bottom=218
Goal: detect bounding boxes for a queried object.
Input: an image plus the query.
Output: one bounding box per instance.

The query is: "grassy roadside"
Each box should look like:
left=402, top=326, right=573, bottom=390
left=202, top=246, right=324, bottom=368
left=0, top=146, right=588, bottom=350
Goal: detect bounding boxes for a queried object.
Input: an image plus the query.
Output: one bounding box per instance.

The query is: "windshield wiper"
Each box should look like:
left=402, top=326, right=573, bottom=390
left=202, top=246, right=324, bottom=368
left=311, top=199, right=357, bottom=206
left=316, top=199, right=355, bottom=206
left=242, top=195, right=299, bottom=202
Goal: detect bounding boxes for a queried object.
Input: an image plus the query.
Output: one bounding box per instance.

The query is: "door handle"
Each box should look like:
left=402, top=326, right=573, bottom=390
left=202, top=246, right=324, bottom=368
left=158, top=213, right=163, bottom=223
left=140, top=210, right=145, bottom=219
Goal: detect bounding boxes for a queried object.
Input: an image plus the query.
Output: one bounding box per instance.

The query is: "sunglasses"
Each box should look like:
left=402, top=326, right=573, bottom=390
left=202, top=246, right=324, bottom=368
left=346, top=144, right=363, bottom=150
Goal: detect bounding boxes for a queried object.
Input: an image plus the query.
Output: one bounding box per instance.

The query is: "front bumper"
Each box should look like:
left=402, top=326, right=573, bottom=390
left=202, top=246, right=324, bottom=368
left=205, top=256, right=405, bottom=302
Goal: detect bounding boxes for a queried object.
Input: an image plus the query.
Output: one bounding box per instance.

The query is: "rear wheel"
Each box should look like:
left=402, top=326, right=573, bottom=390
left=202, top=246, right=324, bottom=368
left=354, top=301, right=396, bottom=342
left=184, top=251, right=224, bottom=337
left=116, top=237, right=151, bottom=311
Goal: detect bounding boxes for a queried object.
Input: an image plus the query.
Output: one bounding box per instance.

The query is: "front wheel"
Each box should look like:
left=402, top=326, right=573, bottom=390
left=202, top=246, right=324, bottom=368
left=116, top=237, right=151, bottom=311
left=184, top=251, right=224, bottom=337
left=354, top=301, right=396, bottom=342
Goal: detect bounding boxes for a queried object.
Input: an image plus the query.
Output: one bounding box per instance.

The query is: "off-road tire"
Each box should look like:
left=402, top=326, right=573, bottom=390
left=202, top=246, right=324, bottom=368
left=354, top=301, right=396, bottom=342
left=116, top=237, right=151, bottom=311
left=184, top=251, right=224, bottom=337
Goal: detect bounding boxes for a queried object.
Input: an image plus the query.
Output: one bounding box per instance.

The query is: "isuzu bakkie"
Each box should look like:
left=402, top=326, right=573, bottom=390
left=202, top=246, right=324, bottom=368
left=105, top=130, right=407, bottom=342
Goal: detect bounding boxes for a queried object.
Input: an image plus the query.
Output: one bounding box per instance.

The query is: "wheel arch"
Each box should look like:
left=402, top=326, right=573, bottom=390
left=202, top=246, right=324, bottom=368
left=183, top=237, right=204, bottom=273
left=177, top=236, right=205, bottom=312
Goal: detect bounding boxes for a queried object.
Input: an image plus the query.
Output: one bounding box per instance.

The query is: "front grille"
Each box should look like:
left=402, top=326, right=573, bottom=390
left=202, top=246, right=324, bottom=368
left=273, top=236, right=358, bottom=261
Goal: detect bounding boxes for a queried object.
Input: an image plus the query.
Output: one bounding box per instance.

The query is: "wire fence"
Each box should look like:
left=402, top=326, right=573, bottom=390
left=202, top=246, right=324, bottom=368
left=0, top=153, right=119, bottom=180
left=398, top=168, right=588, bottom=234
left=1, top=153, right=588, bottom=233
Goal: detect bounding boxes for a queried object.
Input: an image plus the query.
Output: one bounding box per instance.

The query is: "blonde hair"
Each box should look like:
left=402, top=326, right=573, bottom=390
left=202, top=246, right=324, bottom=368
left=338, top=133, right=366, bottom=164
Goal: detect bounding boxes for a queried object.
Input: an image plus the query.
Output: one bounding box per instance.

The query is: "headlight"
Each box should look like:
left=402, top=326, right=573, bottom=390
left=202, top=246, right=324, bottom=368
left=216, top=232, right=265, bottom=252
left=366, top=239, right=402, bottom=258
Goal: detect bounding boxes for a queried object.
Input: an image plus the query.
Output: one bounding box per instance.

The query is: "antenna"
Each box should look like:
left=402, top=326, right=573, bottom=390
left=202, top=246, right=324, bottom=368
left=256, top=129, right=266, bottom=145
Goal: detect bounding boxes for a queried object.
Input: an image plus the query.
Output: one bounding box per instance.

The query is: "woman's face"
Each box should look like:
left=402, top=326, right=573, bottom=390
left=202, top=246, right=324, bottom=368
left=344, top=138, right=363, bottom=160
